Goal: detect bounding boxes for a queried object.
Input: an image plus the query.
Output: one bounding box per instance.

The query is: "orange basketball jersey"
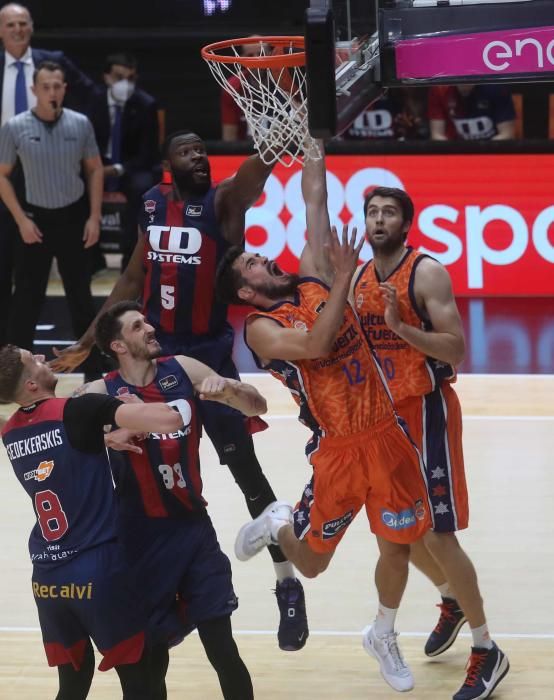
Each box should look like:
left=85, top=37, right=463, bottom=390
left=353, top=248, right=456, bottom=403
left=246, top=278, right=396, bottom=438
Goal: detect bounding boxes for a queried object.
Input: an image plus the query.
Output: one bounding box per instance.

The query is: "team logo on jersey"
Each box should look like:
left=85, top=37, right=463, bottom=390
left=294, top=320, right=308, bottom=332
left=185, top=204, right=203, bottom=217
left=415, top=499, right=426, bottom=521
left=322, top=510, right=354, bottom=539
left=315, top=301, right=326, bottom=314
left=146, top=225, right=202, bottom=265
left=159, top=375, right=178, bottom=391
left=24, top=460, right=54, bottom=482
left=356, top=294, right=364, bottom=309
left=116, top=386, right=130, bottom=396
left=144, top=199, right=157, bottom=214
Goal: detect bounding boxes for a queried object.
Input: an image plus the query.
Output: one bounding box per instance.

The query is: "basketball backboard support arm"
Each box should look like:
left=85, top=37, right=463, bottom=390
left=306, top=1, right=383, bottom=138
left=378, top=0, right=554, bottom=85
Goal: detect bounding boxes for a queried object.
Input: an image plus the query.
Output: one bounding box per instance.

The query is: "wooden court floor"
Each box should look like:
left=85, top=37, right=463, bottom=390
left=1, top=374, right=553, bottom=699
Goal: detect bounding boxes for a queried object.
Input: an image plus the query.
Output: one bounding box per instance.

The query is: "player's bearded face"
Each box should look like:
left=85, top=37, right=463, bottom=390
left=172, top=157, right=212, bottom=195
left=366, top=224, right=406, bottom=255
left=127, top=333, right=162, bottom=361
left=365, top=199, right=408, bottom=255
left=250, top=270, right=300, bottom=300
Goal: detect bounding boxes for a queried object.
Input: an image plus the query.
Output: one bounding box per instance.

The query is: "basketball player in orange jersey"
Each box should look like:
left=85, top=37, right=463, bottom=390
left=352, top=187, right=509, bottom=700
left=216, top=147, right=432, bottom=693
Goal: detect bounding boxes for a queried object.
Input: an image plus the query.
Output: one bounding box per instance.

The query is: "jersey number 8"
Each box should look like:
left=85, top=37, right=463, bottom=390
left=35, top=489, right=69, bottom=541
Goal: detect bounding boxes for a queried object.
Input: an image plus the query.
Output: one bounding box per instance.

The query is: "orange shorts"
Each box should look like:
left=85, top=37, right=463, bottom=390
left=293, top=418, right=431, bottom=554
left=396, top=383, right=469, bottom=533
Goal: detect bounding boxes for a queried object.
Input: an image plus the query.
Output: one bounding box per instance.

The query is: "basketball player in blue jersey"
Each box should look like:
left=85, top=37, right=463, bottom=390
left=77, top=299, right=269, bottom=699
left=0, top=343, right=186, bottom=700
left=51, top=130, right=308, bottom=651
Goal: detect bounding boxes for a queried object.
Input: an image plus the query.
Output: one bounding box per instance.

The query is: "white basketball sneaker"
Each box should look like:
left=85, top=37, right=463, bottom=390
left=362, top=625, right=414, bottom=692
left=234, top=501, right=293, bottom=562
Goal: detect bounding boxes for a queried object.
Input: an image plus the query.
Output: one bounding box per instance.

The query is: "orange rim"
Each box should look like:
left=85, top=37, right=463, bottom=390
left=201, top=36, right=305, bottom=68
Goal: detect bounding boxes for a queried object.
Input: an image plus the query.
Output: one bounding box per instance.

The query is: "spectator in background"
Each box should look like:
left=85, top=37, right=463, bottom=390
left=87, top=53, right=160, bottom=271
left=428, top=84, right=516, bottom=140
left=0, top=61, right=103, bottom=381
left=0, top=2, right=93, bottom=347
left=221, top=40, right=265, bottom=142
left=344, top=87, right=429, bottom=141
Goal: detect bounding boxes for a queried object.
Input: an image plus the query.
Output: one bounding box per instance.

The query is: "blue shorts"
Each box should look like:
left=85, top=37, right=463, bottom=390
left=32, top=540, right=145, bottom=671
left=158, top=326, right=267, bottom=464
left=118, top=512, right=238, bottom=640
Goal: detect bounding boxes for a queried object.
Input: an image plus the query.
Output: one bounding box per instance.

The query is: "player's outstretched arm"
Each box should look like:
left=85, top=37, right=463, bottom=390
left=381, top=257, right=465, bottom=366
left=115, top=402, right=184, bottom=434
left=50, top=237, right=147, bottom=372
left=216, top=154, right=275, bottom=245
left=300, top=141, right=333, bottom=282
left=176, top=356, right=267, bottom=416
left=248, top=225, right=363, bottom=363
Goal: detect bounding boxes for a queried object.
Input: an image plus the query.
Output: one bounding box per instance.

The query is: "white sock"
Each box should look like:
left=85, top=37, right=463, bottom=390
left=274, top=561, right=295, bottom=583
left=374, top=603, right=398, bottom=636
left=438, top=582, right=455, bottom=600
left=471, top=623, right=493, bottom=650
left=269, top=517, right=289, bottom=543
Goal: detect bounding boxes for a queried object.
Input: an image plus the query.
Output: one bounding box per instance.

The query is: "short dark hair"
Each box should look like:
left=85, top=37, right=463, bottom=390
left=0, top=344, right=25, bottom=403
left=33, top=60, right=65, bottom=84
left=363, top=186, right=415, bottom=224
left=161, top=130, right=203, bottom=159
left=103, top=52, right=138, bottom=75
left=95, top=301, right=142, bottom=360
left=215, top=246, right=248, bottom=305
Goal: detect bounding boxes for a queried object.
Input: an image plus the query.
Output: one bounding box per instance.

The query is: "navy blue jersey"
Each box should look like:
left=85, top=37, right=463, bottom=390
left=139, top=183, right=232, bottom=344
left=1, top=398, right=117, bottom=569
left=104, top=357, right=206, bottom=518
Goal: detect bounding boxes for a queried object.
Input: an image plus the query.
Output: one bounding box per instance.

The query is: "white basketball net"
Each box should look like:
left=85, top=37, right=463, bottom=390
left=204, top=43, right=321, bottom=166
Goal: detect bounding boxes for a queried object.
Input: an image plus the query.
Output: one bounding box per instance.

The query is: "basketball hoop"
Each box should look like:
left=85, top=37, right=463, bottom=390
left=202, top=36, right=321, bottom=166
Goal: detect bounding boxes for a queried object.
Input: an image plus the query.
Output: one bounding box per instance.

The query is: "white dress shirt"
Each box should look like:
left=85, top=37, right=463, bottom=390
left=2, top=48, right=37, bottom=126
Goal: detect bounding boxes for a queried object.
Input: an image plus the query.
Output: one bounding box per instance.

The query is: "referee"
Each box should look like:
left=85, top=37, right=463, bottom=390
left=0, top=60, right=103, bottom=379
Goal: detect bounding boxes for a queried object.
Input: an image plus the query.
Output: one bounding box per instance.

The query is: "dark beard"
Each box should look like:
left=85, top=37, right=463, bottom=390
left=173, top=168, right=212, bottom=197
left=256, top=273, right=300, bottom=301
left=368, top=234, right=404, bottom=257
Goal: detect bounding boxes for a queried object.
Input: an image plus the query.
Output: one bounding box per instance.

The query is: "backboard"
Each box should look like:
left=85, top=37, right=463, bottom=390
left=378, top=0, right=554, bottom=86
left=305, top=0, right=554, bottom=138
left=305, top=1, right=382, bottom=138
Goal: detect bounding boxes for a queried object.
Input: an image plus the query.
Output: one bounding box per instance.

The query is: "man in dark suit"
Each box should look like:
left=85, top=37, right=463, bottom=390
left=88, top=53, right=160, bottom=270
left=0, top=2, right=93, bottom=346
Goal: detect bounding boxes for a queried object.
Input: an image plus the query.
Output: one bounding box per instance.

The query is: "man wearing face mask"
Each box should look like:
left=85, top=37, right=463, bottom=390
left=87, top=53, right=160, bottom=271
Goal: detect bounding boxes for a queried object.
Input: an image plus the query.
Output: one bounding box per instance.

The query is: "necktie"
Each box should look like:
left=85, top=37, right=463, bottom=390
left=111, top=104, right=122, bottom=164
left=14, top=60, right=28, bottom=114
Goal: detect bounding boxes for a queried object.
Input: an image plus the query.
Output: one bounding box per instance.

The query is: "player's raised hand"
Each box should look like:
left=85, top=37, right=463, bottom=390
left=198, top=375, right=233, bottom=403
left=50, top=342, right=93, bottom=373
left=327, top=224, right=363, bottom=281
left=105, top=428, right=145, bottom=455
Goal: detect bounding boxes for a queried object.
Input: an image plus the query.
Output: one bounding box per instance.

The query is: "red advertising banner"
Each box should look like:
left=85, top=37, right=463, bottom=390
left=211, top=154, right=554, bottom=297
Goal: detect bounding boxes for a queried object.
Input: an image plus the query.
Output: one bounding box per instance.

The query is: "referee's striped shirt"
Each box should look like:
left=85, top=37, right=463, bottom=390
left=0, top=108, right=99, bottom=209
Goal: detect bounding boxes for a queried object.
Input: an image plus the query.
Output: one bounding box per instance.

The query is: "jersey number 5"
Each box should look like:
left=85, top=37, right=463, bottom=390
left=35, top=490, right=69, bottom=542
left=161, top=285, right=175, bottom=310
